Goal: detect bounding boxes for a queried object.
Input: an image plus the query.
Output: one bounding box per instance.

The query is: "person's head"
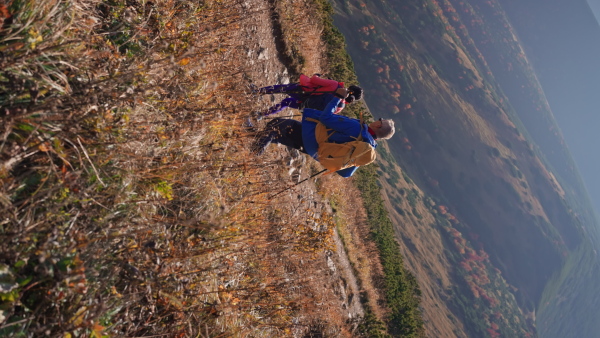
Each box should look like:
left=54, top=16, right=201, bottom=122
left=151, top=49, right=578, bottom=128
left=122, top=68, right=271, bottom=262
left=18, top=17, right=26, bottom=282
left=346, top=85, right=363, bottom=103
left=369, top=118, right=395, bottom=140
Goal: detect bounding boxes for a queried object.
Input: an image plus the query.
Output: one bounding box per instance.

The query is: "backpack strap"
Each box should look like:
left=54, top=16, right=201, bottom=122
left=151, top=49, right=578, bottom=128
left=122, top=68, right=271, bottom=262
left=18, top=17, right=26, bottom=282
left=306, top=117, right=336, bottom=143
left=306, top=115, right=368, bottom=144
left=355, top=112, right=365, bottom=142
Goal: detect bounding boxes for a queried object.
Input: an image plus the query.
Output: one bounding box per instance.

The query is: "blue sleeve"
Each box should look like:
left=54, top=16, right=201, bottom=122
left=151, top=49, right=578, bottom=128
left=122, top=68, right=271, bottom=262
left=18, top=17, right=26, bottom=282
left=302, top=96, right=341, bottom=123
left=318, top=98, right=362, bottom=136
left=336, top=166, right=358, bottom=178
left=317, top=96, right=342, bottom=120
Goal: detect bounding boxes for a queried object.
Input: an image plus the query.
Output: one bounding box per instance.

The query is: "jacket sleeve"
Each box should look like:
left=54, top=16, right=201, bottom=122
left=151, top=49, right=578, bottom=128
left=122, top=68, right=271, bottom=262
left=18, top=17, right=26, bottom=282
left=318, top=98, right=362, bottom=136
left=308, top=75, right=341, bottom=93
left=299, top=74, right=312, bottom=88
left=334, top=100, right=345, bottom=114
left=336, top=166, right=358, bottom=178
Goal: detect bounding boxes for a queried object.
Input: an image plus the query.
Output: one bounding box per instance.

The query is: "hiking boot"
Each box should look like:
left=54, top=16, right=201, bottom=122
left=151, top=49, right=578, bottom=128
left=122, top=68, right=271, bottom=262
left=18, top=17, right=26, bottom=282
left=246, top=83, right=259, bottom=95
left=243, top=117, right=257, bottom=132
left=248, top=111, right=264, bottom=123
left=243, top=112, right=264, bottom=131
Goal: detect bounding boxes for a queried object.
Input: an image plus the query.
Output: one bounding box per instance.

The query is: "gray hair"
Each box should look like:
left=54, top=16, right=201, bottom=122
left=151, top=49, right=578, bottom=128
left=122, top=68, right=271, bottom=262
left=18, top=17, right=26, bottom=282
left=376, top=119, right=395, bottom=140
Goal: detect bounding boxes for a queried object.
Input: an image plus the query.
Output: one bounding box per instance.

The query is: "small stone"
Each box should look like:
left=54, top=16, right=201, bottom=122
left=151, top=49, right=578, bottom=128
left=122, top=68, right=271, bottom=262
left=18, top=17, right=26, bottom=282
left=289, top=148, right=302, bottom=158
left=257, top=47, right=268, bottom=60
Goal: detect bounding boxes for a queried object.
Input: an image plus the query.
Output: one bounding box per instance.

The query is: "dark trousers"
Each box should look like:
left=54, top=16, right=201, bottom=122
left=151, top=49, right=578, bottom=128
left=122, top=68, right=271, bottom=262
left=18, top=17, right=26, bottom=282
left=259, top=84, right=305, bottom=116
left=259, top=83, right=303, bottom=96
left=252, top=118, right=305, bottom=155
left=263, top=97, right=301, bottom=116
left=257, top=84, right=342, bottom=116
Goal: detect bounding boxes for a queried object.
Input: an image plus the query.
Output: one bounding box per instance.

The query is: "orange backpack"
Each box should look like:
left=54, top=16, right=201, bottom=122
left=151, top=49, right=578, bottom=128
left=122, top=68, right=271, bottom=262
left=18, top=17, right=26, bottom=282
left=306, top=117, right=376, bottom=173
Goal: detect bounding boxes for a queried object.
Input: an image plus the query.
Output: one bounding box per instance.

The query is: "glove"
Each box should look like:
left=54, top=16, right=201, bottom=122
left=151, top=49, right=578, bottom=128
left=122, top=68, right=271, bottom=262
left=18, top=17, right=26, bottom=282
left=334, top=87, right=348, bottom=99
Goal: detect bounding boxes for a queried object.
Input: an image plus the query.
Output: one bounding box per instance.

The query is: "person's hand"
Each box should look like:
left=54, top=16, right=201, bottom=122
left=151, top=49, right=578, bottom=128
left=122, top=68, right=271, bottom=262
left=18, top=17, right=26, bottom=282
left=334, top=87, right=348, bottom=99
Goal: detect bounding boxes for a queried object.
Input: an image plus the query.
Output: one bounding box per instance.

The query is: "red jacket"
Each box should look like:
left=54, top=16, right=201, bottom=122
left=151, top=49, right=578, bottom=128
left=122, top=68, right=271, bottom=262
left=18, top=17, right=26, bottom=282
left=299, top=74, right=345, bottom=114
left=299, top=74, right=343, bottom=95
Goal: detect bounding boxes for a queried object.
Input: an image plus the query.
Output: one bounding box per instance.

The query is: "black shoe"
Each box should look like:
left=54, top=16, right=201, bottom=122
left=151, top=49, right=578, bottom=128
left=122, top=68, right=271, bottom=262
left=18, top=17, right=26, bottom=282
left=243, top=117, right=257, bottom=132
left=246, top=83, right=259, bottom=95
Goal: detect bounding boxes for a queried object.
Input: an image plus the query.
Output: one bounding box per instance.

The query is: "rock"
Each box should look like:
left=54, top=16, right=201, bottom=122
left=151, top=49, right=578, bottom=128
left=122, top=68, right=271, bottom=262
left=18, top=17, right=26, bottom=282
left=279, top=74, right=290, bottom=84
left=257, top=47, right=268, bottom=60
left=289, top=148, right=302, bottom=158
left=0, top=264, right=18, bottom=294
left=326, top=255, right=336, bottom=273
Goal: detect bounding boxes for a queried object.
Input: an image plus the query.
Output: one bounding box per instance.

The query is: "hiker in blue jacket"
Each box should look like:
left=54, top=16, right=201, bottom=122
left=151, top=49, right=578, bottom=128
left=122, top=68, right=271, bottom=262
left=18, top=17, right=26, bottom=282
left=251, top=88, right=395, bottom=177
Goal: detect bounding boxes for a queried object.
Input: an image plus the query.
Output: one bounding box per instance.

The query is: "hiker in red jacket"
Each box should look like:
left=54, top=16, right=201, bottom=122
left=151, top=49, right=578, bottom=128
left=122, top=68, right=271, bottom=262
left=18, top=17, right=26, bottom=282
left=249, top=74, right=363, bottom=121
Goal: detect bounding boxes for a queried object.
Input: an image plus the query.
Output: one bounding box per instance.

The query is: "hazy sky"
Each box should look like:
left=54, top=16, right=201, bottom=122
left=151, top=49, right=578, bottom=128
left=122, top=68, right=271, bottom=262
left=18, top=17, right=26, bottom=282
left=544, top=1, right=600, bottom=218
left=584, top=1, right=600, bottom=215
left=589, top=0, right=600, bottom=21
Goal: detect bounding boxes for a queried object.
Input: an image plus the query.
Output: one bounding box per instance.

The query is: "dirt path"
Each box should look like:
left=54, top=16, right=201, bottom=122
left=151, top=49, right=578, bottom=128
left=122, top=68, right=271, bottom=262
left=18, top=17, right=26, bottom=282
left=236, top=0, right=365, bottom=327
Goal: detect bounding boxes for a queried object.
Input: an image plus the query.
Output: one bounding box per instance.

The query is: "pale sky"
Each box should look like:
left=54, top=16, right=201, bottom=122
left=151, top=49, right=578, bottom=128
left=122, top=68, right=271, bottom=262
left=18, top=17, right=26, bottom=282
left=589, top=0, right=600, bottom=22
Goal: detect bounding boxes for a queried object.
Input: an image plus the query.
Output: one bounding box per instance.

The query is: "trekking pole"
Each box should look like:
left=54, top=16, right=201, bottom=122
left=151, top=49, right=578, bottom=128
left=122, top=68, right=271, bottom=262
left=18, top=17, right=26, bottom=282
left=277, top=90, right=338, bottom=95
left=277, top=87, right=355, bottom=97
left=262, top=114, right=302, bottom=120
left=268, top=168, right=328, bottom=200
left=254, top=84, right=341, bottom=96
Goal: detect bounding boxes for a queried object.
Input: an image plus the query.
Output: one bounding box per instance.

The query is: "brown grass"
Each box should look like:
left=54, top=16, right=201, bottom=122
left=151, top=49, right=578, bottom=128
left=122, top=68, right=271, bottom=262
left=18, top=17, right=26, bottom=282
left=0, top=0, right=368, bottom=336
left=320, top=175, right=389, bottom=321
left=273, top=0, right=328, bottom=75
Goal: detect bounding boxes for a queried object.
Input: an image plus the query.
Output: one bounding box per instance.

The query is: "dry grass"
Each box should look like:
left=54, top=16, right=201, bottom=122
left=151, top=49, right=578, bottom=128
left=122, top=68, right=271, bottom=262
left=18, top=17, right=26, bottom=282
left=273, top=0, right=328, bottom=75
left=0, top=0, right=367, bottom=336
left=320, top=175, right=389, bottom=321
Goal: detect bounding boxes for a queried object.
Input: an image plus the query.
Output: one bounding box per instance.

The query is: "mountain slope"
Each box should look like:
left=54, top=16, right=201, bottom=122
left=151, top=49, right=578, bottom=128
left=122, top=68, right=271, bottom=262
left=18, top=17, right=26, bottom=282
left=331, top=0, right=600, bottom=336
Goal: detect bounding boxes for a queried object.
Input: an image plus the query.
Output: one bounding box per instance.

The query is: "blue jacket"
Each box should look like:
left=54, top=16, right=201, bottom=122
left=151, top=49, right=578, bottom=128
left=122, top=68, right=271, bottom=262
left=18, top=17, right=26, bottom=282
left=302, top=97, right=377, bottom=177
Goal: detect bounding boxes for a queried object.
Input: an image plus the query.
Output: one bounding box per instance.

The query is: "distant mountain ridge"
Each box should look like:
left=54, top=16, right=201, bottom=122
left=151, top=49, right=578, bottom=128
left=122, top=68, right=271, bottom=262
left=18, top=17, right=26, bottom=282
left=497, top=0, right=600, bottom=336
left=500, top=0, right=600, bottom=228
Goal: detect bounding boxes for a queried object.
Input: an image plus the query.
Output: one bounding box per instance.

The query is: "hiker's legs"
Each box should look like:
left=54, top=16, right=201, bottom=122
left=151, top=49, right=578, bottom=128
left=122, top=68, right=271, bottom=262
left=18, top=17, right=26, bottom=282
left=258, top=83, right=301, bottom=95
left=252, top=118, right=304, bottom=155
left=261, top=97, right=301, bottom=117
left=245, top=97, right=298, bottom=128
left=249, top=84, right=305, bottom=123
